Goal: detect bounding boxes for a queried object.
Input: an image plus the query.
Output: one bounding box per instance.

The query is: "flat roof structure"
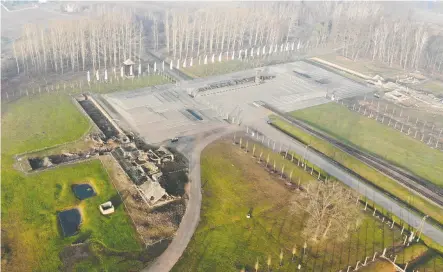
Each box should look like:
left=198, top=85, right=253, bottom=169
left=103, top=61, right=373, bottom=144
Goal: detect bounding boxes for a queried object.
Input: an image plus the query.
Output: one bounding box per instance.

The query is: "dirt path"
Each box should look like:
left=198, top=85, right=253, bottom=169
left=142, top=125, right=238, bottom=272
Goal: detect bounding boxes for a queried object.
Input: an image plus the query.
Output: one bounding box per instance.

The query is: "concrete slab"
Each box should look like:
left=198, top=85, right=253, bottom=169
left=103, top=60, right=373, bottom=144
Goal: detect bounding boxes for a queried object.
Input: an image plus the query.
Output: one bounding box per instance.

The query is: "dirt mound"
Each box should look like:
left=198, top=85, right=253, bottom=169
left=59, top=243, right=91, bottom=272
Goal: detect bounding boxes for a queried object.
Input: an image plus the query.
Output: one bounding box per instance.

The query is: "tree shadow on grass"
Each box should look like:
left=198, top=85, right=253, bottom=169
left=110, top=190, right=131, bottom=210
left=73, top=230, right=92, bottom=244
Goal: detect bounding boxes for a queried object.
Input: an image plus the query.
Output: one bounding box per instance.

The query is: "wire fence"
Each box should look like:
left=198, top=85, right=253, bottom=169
left=231, top=129, right=421, bottom=272
left=1, top=70, right=174, bottom=104
left=335, top=97, right=443, bottom=152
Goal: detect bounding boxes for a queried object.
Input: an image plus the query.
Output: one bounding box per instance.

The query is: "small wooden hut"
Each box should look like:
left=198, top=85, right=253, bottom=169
left=123, top=59, right=135, bottom=78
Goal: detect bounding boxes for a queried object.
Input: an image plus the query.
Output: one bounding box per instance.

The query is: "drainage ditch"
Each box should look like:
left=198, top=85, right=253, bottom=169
left=77, top=96, right=120, bottom=140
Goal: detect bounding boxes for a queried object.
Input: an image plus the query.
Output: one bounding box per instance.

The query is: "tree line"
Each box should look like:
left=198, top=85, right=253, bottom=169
left=162, top=2, right=299, bottom=60
left=12, top=7, right=142, bottom=75
left=160, top=1, right=443, bottom=74
left=10, top=2, right=443, bottom=76
left=333, top=2, right=441, bottom=72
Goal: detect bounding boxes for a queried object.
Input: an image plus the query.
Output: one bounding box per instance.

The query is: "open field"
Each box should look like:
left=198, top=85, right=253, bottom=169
left=315, top=53, right=405, bottom=80
left=172, top=140, right=407, bottom=272
left=180, top=51, right=302, bottom=78
left=359, top=259, right=395, bottom=272
left=344, top=96, right=443, bottom=132
left=416, top=80, right=443, bottom=96
left=87, top=74, right=171, bottom=94
left=181, top=60, right=256, bottom=78
left=1, top=94, right=143, bottom=271
left=1, top=94, right=90, bottom=153
left=413, top=251, right=443, bottom=271
left=396, top=243, right=429, bottom=265
left=291, top=103, right=443, bottom=189
left=268, top=115, right=443, bottom=226
left=102, top=60, right=372, bottom=145
left=312, top=53, right=443, bottom=98
left=3, top=74, right=172, bottom=104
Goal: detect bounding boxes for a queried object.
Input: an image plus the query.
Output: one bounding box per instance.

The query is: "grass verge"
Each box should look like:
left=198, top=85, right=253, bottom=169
left=290, top=103, right=443, bottom=188
left=172, top=140, right=407, bottom=272
left=414, top=252, right=443, bottom=271
left=181, top=60, right=256, bottom=78
left=86, top=74, right=171, bottom=94
left=416, top=80, right=443, bottom=96
left=268, top=114, right=443, bottom=226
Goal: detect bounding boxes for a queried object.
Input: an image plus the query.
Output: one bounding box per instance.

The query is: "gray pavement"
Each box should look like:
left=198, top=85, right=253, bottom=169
left=103, top=60, right=372, bottom=143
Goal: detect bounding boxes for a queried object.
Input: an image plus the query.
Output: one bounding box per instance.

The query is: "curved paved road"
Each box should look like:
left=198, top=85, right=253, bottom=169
left=143, top=125, right=237, bottom=272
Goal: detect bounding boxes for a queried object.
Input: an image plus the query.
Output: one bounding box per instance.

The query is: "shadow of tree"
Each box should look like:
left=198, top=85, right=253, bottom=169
left=110, top=191, right=128, bottom=209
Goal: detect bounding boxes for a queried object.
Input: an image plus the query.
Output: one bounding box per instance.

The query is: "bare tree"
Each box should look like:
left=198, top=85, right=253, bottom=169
left=291, top=180, right=361, bottom=242
left=12, top=6, right=142, bottom=76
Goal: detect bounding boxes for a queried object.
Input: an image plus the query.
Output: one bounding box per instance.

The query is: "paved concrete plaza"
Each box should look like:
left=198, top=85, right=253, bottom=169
left=103, top=60, right=373, bottom=143
left=103, top=85, right=226, bottom=143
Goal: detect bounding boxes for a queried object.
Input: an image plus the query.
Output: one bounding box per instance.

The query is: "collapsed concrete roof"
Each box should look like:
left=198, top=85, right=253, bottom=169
left=138, top=180, right=167, bottom=205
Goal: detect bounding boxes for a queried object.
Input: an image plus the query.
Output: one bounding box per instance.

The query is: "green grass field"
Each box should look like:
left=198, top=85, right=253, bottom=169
left=181, top=60, right=256, bottom=78
left=359, top=259, right=394, bottom=272
left=315, top=53, right=405, bottom=79
left=268, top=115, right=443, bottom=227
left=172, top=140, right=406, bottom=272
left=414, top=252, right=443, bottom=272
left=396, top=243, right=428, bottom=265
left=290, top=103, right=443, bottom=189
left=87, top=74, right=170, bottom=94
left=2, top=94, right=91, bottom=154
left=3, top=74, right=171, bottom=105
left=416, top=80, right=443, bottom=96
left=1, top=94, right=143, bottom=271
left=235, top=135, right=319, bottom=186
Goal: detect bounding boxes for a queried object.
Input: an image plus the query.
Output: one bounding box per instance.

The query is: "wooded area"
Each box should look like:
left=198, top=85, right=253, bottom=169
left=12, top=7, right=142, bottom=75
left=160, top=2, right=443, bottom=74
left=9, top=2, right=443, bottom=77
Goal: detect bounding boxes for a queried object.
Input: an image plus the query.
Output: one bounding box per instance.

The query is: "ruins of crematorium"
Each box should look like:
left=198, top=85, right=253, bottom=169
left=113, top=141, right=180, bottom=206
left=75, top=94, right=188, bottom=207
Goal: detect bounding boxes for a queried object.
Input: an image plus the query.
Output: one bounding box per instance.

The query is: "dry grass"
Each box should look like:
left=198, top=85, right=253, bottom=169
left=359, top=259, right=395, bottom=272
left=173, top=139, right=406, bottom=272
left=100, top=155, right=185, bottom=245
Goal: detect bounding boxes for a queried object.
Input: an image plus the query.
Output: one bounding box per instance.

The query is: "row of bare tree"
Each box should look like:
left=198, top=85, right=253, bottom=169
left=12, top=7, right=142, bottom=75
left=161, top=1, right=443, bottom=74
left=310, top=1, right=443, bottom=74
left=163, top=3, right=300, bottom=60
left=10, top=2, right=443, bottom=76
left=335, top=4, right=437, bottom=72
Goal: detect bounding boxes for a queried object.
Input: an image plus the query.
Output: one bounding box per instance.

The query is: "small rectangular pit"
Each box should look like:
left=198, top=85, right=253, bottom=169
left=72, top=184, right=96, bottom=200
left=58, top=208, right=82, bottom=237
left=293, top=70, right=311, bottom=79
left=185, top=109, right=203, bottom=121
